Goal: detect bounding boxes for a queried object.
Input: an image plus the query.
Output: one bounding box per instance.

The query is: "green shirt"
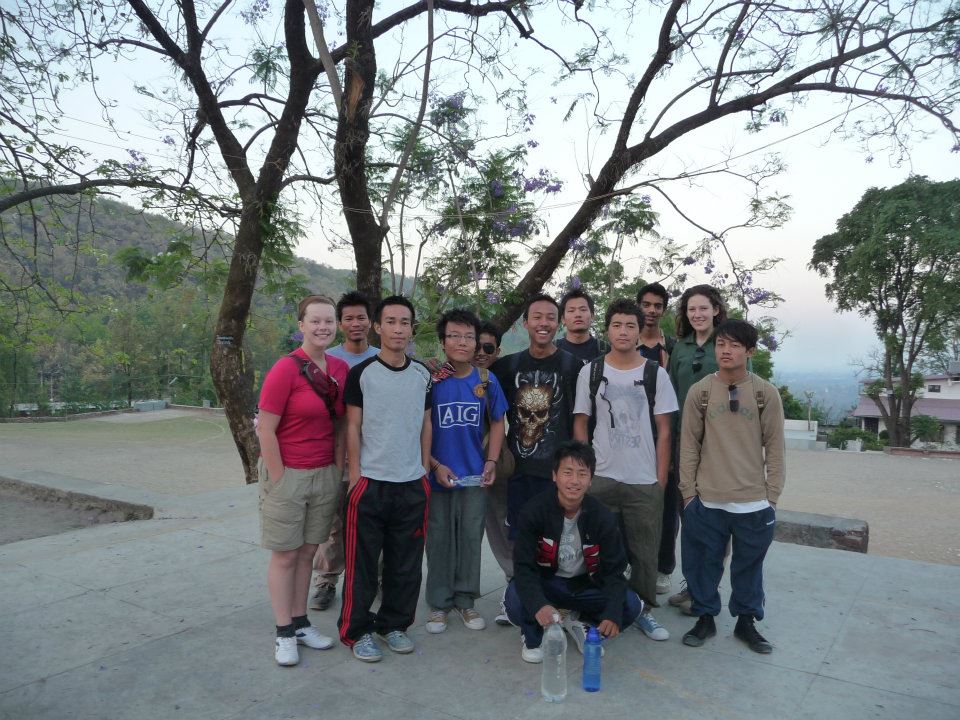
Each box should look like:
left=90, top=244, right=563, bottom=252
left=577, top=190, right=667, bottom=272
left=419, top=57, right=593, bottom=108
left=667, top=334, right=719, bottom=428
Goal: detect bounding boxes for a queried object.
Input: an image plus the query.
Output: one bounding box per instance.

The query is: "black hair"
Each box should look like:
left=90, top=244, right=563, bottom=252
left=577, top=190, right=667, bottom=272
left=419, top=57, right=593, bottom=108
left=523, top=293, right=560, bottom=320
left=636, top=282, right=669, bottom=307
left=715, top=318, right=759, bottom=350
left=559, top=288, right=595, bottom=316
left=436, top=308, right=482, bottom=350
left=336, top=291, right=373, bottom=322
left=675, top=284, right=727, bottom=339
left=373, top=294, right=416, bottom=325
left=603, top=298, right=643, bottom=329
left=478, top=321, right=503, bottom=347
left=552, top=440, right=596, bottom=476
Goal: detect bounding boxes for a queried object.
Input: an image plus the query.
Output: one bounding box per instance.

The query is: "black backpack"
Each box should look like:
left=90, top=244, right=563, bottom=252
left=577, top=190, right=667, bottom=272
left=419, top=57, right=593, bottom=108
left=587, top=358, right=659, bottom=443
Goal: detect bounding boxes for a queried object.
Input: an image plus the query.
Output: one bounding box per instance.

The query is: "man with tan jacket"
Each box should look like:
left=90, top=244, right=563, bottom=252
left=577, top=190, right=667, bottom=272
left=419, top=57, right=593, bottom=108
left=678, top=319, right=785, bottom=654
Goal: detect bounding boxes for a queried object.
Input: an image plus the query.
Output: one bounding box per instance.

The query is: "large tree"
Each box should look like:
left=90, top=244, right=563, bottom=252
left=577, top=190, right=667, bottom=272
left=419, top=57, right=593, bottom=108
left=2, top=0, right=959, bottom=480
left=810, top=175, right=960, bottom=447
left=1, top=0, right=526, bottom=481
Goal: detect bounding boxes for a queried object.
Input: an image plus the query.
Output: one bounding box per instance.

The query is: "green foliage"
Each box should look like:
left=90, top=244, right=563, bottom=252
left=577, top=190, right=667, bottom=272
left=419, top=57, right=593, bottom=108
left=827, top=426, right=886, bottom=451
left=0, top=195, right=355, bottom=416
left=811, top=176, right=960, bottom=445
left=910, top=414, right=942, bottom=443
left=778, top=385, right=826, bottom=422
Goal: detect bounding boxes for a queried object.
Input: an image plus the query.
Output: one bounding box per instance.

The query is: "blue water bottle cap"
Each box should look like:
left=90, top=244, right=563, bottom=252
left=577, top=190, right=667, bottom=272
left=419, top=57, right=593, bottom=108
left=586, top=626, right=601, bottom=642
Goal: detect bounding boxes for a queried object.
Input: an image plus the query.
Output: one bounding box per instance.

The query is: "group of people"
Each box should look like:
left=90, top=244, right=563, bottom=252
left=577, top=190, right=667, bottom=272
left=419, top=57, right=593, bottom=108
left=255, top=283, right=786, bottom=667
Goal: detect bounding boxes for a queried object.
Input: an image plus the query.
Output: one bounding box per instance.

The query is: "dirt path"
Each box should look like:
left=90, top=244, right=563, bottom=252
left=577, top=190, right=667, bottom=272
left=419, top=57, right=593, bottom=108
left=779, top=448, right=960, bottom=565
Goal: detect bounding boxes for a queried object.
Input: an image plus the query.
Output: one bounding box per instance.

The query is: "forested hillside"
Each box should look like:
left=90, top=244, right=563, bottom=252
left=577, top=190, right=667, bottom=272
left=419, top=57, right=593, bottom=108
left=0, top=196, right=353, bottom=415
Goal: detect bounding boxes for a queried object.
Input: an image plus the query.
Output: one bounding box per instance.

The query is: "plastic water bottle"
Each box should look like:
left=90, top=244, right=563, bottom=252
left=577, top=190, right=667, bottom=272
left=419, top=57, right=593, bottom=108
left=541, top=615, right=567, bottom=702
left=582, top=626, right=602, bottom=692
left=451, top=474, right=483, bottom=487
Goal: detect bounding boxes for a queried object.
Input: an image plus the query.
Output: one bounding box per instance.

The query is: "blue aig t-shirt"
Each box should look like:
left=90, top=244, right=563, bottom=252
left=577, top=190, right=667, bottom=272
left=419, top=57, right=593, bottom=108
left=430, top=367, right=508, bottom=492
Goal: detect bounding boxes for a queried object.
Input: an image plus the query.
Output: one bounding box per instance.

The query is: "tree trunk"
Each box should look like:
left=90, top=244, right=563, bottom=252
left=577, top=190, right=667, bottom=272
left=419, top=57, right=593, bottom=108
left=336, top=0, right=384, bottom=305
left=210, top=204, right=266, bottom=484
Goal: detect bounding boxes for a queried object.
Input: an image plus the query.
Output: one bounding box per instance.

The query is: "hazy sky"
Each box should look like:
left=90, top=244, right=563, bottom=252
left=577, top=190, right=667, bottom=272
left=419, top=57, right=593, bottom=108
left=40, top=3, right=958, bottom=373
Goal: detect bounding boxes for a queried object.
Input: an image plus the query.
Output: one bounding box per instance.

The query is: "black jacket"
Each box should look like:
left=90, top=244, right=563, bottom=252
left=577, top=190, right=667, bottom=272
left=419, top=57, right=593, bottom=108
left=512, top=490, right=629, bottom=625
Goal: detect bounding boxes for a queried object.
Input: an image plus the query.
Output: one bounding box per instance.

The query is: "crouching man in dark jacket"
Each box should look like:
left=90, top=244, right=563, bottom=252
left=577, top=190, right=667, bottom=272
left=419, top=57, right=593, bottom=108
left=505, top=440, right=643, bottom=663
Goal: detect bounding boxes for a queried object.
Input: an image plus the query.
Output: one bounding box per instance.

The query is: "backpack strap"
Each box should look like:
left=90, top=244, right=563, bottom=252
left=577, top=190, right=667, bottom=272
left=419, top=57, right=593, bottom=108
left=586, top=358, right=605, bottom=444
left=751, top=372, right=766, bottom=417
left=477, top=367, right=492, bottom=425
left=641, top=359, right=659, bottom=440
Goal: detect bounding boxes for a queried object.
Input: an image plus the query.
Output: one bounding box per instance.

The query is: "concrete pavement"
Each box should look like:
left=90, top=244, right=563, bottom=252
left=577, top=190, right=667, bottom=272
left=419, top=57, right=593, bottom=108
left=1, top=411, right=959, bottom=719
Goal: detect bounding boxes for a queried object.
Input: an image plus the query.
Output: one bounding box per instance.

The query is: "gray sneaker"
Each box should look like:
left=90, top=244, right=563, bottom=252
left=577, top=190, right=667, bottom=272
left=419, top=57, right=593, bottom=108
left=352, top=633, right=383, bottom=663
left=310, top=583, right=336, bottom=611
left=378, top=630, right=415, bottom=654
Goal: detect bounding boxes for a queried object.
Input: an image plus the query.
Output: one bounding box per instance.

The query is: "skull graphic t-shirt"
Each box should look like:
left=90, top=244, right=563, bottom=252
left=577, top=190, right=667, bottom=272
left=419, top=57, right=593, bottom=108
left=492, top=348, right=581, bottom=480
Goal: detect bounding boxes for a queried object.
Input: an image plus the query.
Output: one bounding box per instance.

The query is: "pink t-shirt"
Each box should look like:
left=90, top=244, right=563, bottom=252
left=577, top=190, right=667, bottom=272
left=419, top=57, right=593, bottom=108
left=258, top=348, right=348, bottom=469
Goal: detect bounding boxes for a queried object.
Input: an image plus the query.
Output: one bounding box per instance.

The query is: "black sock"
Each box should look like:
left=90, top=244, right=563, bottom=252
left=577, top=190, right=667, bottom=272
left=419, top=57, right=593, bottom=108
left=276, top=623, right=295, bottom=638
left=291, top=615, right=310, bottom=630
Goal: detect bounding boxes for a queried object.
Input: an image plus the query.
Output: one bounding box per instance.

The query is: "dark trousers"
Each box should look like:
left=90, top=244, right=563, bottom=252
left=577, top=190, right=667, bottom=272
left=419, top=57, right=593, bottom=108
left=338, top=476, right=429, bottom=646
left=504, top=575, right=643, bottom=649
left=680, top=497, right=775, bottom=620
left=506, top=474, right=554, bottom=540
left=657, top=467, right=681, bottom=574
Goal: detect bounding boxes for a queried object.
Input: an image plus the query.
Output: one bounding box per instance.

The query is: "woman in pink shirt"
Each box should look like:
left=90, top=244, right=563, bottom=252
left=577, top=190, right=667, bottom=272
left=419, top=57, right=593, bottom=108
left=257, top=295, right=348, bottom=666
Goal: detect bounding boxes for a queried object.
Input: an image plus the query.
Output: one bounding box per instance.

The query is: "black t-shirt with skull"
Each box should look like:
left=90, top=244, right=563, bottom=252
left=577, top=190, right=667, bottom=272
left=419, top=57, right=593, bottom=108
left=491, top=348, right=581, bottom=480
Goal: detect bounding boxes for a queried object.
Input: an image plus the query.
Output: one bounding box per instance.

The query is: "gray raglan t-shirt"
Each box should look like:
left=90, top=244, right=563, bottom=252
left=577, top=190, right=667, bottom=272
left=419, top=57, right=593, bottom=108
left=344, top=355, right=433, bottom=483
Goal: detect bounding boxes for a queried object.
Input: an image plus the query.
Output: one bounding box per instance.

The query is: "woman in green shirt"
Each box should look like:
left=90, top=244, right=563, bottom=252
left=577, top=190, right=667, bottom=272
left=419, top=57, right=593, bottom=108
left=668, top=285, right=728, bottom=421
left=663, top=285, right=727, bottom=608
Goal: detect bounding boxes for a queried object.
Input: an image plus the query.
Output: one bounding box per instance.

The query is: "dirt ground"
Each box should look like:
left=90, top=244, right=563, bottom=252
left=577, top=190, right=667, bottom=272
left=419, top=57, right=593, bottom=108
left=0, top=490, right=99, bottom=544
left=1, top=411, right=958, bottom=564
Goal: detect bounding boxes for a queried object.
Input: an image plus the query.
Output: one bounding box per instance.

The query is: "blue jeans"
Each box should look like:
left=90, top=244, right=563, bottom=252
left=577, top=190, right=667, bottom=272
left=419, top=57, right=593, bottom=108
left=504, top=575, right=643, bottom=648
left=505, top=474, right=554, bottom=540
left=681, top=497, right=776, bottom=620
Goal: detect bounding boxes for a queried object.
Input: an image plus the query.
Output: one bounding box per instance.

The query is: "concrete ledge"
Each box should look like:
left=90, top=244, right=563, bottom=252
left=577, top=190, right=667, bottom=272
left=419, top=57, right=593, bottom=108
left=0, top=476, right=154, bottom=524
left=885, top=446, right=960, bottom=460
left=775, top=509, right=869, bottom=553
left=0, top=409, right=134, bottom=424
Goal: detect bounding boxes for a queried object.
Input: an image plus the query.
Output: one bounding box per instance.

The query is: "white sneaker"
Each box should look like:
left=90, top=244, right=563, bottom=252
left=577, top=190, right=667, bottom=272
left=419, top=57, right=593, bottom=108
left=275, top=636, right=299, bottom=666
left=521, top=640, right=543, bottom=663
left=635, top=611, right=670, bottom=641
left=295, top=625, right=334, bottom=650
left=426, top=609, right=448, bottom=634
left=656, top=572, right=672, bottom=595
left=457, top=607, right=486, bottom=630
left=561, top=614, right=604, bottom=657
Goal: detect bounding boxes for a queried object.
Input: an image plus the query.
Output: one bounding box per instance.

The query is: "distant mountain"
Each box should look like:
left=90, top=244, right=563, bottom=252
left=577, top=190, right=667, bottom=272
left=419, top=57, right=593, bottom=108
left=773, top=369, right=862, bottom=424
left=0, top=194, right=355, bottom=304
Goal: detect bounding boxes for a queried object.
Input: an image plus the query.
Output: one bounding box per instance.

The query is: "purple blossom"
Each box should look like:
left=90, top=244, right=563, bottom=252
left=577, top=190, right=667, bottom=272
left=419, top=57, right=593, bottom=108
left=682, top=256, right=696, bottom=266
left=744, top=287, right=773, bottom=306
left=491, top=219, right=508, bottom=234
left=760, top=334, right=779, bottom=351
left=508, top=225, right=523, bottom=237
left=485, top=291, right=501, bottom=304
left=569, top=275, right=581, bottom=290
left=526, top=139, right=539, bottom=148
left=469, top=270, right=485, bottom=282
left=641, top=194, right=651, bottom=205
left=162, top=135, right=176, bottom=146
left=522, top=169, right=563, bottom=195
left=734, top=29, right=746, bottom=43
left=290, top=331, right=304, bottom=342
left=704, top=259, right=715, bottom=275
left=490, top=180, right=504, bottom=198
left=549, top=97, right=557, bottom=104
left=123, top=149, right=148, bottom=173
left=568, top=236, right=586, bottom=251
left=951, top=143, right=960, bottom=154
left=876, top=84, right=888, bottom=94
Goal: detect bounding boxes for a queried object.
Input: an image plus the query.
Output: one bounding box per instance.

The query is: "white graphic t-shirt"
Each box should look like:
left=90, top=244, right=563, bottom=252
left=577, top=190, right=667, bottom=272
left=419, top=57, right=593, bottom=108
left=556, top=513, right=586, bottom=578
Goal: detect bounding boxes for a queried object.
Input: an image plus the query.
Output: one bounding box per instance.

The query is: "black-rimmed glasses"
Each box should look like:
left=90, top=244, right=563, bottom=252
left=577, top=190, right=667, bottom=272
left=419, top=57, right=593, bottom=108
left=728, top=384, right=739, bottom=413
left=480, top=342, right=496, bottom=355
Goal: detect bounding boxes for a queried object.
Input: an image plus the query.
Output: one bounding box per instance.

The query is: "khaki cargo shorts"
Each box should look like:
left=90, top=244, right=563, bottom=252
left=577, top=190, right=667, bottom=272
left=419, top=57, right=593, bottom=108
left=258, top=459, right=342, bottom=551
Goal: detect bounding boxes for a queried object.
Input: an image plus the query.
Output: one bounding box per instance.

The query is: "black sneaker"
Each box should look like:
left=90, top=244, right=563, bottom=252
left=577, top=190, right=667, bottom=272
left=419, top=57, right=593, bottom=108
left=682, top=615, right=716, bottom=647
left=310, top=583, right=336, bottom=611
left=734, top=616, right=773, bottom=654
